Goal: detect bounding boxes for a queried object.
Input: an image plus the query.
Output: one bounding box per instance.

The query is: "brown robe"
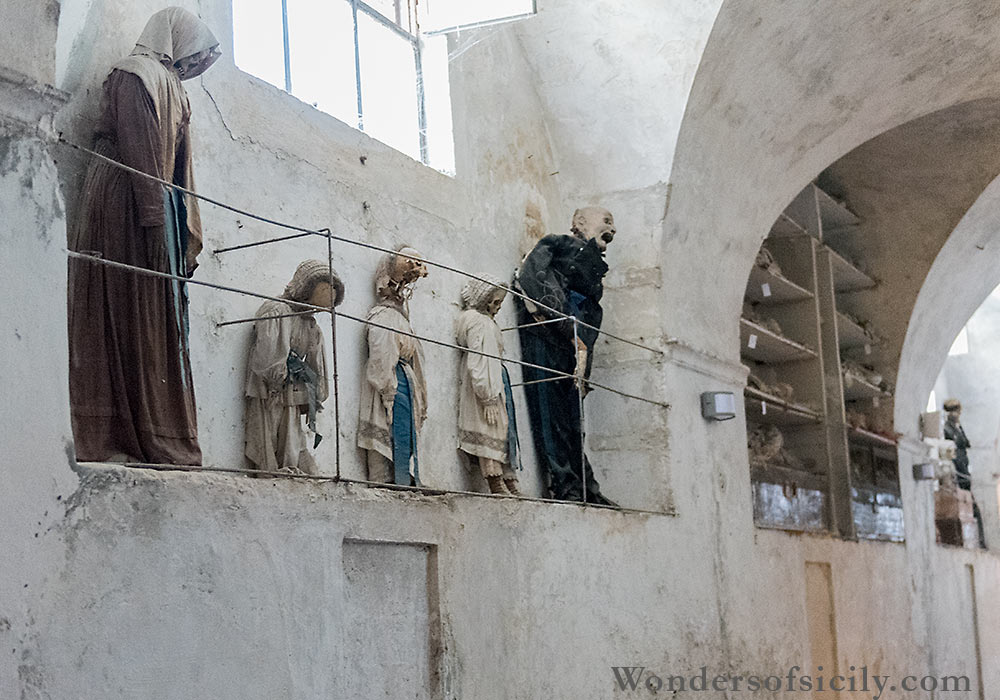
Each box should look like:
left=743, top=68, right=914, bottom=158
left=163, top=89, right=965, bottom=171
left=68, top=63, right=203, bottom=464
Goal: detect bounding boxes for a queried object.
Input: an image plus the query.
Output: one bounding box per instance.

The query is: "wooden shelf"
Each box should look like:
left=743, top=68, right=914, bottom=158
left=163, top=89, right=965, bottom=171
left=745, top=265, right=814, bottom=305
left=745, top=387, right=823, bottom=426
left=769, top=212, right=812, bottom=239
left=829, top=248, right=875, bottom=292
left=815, top=186, right=860, bottom=230
left=836, top=312, right=870, bottom=349
left=746, top=183, right=902, bottom=540
left=740, top=318, right=818, bottom=364
left=751, top=463, right=828, bottom=491
left=849, top=427, right=898, bottom=448
left=842, top=373, right=891, bottom=402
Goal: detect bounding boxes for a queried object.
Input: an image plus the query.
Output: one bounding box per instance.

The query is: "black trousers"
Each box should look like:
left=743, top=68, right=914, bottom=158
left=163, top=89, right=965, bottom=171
left=517, top=324, right=602, bottom=501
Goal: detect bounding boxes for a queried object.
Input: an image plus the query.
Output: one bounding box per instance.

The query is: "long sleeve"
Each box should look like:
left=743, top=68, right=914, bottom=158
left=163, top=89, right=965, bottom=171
left=518, top=236, right=568, bottom=318
left=365, top=308, right=402, bottom=400
left=174, top=119, right=204, bottom=269
left=312, top=326, right=330, bottom=405
left=957, top=427, right=971, bottom=450
left=462, top=314, right=505, bottom=404
left=248, top=304, right=292, bottom=393
left=109, top=70, right=167, bottom=228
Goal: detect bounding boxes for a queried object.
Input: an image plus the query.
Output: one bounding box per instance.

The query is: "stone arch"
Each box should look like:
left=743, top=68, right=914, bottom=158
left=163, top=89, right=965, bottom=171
left=663, top=0, right=1000, bottom=363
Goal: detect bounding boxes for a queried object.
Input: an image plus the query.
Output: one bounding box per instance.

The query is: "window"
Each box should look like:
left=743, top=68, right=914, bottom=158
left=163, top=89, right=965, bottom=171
left=232, top=0, right=536, bottom=173
left=926, top=389, right=937, bottom=413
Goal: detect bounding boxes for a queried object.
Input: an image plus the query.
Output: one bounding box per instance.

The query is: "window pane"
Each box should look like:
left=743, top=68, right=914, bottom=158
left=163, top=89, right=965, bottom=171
left=286, top=0, right=359, bottom=125
left=357, top=12, right=420, bottom=159
left=420, top=0, right=535, bottom=33
left=421, top=35, right=454, bottom=174
left=233, top=0, right=287, bottom=89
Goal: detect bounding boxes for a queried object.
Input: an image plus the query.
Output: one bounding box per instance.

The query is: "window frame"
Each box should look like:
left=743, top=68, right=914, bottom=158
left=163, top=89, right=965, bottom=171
left=275, top=0, right=429, bottom=163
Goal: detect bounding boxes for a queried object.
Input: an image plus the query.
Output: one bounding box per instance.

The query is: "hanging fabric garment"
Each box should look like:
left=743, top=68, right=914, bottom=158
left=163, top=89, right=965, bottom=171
left=67, top=9, right=219, bottom=464
left=358, top=302, right=427, bottom=484
left=515, top=234, right=609, bottom=502
left=244, top=300, right=329, bottom=473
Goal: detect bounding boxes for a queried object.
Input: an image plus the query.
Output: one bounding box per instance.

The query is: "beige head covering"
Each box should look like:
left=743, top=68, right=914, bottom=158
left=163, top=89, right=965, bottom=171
left=114, top=7, right=220, bottom=92
left=460, top=275, right=506, bottom=311
left=135, top=7, right=219, bottom=66
left=282, top=260, right=345, bottom=305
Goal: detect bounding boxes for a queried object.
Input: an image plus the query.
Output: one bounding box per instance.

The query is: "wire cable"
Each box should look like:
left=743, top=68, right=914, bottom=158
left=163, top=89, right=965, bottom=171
left=66, top=250, right=670, bottom=408
left=54, top=136, right=667, bottom=357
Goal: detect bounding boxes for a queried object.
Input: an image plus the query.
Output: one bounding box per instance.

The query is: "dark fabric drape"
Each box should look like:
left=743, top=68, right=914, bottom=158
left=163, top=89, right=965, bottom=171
left=515, top=234, right=609, bottom=501
left=68, top=69, right=201, bottom=464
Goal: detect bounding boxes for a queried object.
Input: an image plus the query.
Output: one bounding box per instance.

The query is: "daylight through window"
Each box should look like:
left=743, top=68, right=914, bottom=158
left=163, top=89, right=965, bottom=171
left=233, top=0, right=536, bottom=174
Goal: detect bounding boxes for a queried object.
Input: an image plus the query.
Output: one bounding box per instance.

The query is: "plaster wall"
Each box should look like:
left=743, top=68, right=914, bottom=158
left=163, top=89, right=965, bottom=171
left=513, top=0, right=720, bottom=199
left=896, top=172, right=1000, bottom=435
left=0, top=90, right=79, bottom=700
left=3, top=0, right=1000, bottom=698
left=666, top=0, right=1000, bottom=359
left=0, top=0, right=60, bottom=86
left=52, top=0, right=577, bottom=500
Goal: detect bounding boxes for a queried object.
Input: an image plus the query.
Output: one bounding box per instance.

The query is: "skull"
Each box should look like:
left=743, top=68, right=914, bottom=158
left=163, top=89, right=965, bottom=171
left=392, top=248, right=429, bottom=286
left=571, top=207, right=616, bottom=251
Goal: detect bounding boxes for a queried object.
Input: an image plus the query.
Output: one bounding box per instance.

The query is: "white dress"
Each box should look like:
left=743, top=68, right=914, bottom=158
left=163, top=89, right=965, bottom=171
left=455, top=309, right=510, bottom=464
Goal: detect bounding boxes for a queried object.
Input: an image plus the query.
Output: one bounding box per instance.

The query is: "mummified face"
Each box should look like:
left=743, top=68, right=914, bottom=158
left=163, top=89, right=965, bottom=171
left=391, top=251, right=429, bottom=285
left=571, top=207, right=616, bottom=251
left=485, top=289, right=506, bottom=318
left=174, top=46, right=221, bottom=80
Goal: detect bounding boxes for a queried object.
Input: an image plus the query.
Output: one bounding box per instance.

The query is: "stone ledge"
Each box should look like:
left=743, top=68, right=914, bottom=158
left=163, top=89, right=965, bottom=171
left=0, top=65, right=67, bottom=132
left=662, top=337, right=749, bottom=386
left=72, top=461, right=677, bottom=517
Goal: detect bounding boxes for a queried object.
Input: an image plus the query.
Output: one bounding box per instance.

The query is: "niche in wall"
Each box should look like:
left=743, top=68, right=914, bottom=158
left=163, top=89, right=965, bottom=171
left=742, top=184, right=902, bottom=541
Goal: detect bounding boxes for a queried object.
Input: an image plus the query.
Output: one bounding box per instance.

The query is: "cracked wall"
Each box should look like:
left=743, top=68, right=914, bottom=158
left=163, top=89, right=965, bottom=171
left=3, top=0, right=1000, bottom=698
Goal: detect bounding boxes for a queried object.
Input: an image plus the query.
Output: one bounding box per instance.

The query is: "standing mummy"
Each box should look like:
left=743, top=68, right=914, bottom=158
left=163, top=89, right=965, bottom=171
left=358, top=247, right=429, bottom=485
left=244, top=260, right=344, bottom=474
left=455, top=276, right=522, bottom=495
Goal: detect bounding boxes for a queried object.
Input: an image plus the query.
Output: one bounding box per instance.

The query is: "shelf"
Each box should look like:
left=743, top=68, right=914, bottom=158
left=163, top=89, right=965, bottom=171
left=769, top=212, right=812, bottom=239
left=815, top=186, right=860, bottom=230
left=751, top=463, right=828, bottom=491
left=745, top=265, right=814, bottom=305
left=842, top=373, right=891, bottom=402
left=849, top=427, right=898, bottom=448
left=740, top=318, right=818, bottom=364
left=745, top=387, right=822, bottom=426
left=829, top=248, right=876, bottom=292
left=836, top=312, right=870, bottom=349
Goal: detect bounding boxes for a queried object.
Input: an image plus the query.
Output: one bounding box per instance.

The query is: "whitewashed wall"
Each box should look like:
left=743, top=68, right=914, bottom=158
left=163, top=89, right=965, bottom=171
left=2, top=1, right=1000, bottom=698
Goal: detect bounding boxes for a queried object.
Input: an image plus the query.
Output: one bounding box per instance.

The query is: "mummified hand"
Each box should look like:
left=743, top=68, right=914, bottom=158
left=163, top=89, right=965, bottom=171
left=573, top=338, right=588, bottom=380
left=573, top=338, right=592, bottom=396
left=185, top=249, right=199, bottom=277
left=482, top=398, right=502, bottom=426
left=380, top=388, right=396, bottom=421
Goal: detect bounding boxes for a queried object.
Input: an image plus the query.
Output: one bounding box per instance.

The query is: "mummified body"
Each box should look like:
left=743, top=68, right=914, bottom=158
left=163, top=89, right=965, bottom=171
left=68, top=8, right=220, bottom=464
left=455, top=276, right=522, bottom=495
left=358, top=248, right=429, bottom=485
left=514, top=207, right=617, bottom=504
left=244, top=260, right=344, bottom=474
